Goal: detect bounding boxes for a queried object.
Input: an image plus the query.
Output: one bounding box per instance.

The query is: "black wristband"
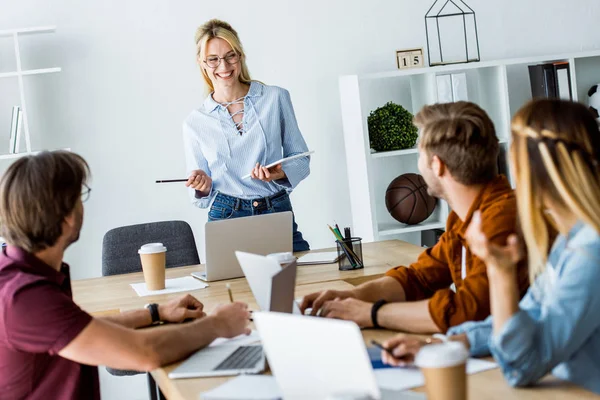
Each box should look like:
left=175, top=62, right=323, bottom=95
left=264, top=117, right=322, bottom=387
left=145, top=303, right=160, bottom=324
left=371, top=299, right=387, bottom=329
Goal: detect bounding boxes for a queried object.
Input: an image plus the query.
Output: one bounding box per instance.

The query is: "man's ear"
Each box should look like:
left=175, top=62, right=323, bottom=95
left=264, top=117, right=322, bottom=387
left=431, top=155, right=446, bottom=178
left=63, top=209, right=76, bottom=230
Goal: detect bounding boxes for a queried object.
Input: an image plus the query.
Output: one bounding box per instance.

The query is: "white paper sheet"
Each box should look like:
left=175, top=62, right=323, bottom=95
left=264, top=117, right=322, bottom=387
left=209, top=330, right=261, bottom=348
left=202, top=375, right=282, bottom=400
left=375, top=358, right=498, bottom=391
left=130, top=276, right=208, bottom=297
left=297, top=251, right=341, bottom=265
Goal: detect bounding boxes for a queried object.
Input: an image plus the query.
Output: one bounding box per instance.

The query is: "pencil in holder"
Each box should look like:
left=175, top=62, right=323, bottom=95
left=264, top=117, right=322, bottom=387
left=336, top=237, right=364, bottom=271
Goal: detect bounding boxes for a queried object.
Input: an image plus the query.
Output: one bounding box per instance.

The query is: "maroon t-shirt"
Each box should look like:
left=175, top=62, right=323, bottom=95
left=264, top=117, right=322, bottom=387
left=0, top=246, right=100, bottom=400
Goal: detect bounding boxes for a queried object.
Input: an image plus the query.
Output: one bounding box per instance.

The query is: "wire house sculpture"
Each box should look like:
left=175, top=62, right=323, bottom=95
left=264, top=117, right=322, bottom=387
left=425, top=0, right=481, bottom=66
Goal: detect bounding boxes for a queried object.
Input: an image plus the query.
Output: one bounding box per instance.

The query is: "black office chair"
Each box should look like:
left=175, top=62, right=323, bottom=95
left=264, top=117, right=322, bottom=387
left=101, top=220, right=201, bottom=400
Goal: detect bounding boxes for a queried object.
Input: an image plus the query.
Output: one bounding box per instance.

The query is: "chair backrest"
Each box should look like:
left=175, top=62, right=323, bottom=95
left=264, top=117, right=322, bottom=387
left=102, top=220, right=200, bottom=276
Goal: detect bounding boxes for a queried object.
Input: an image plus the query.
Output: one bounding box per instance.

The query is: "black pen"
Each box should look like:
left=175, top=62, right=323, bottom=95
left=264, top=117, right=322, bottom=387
left=155, top=179, right=188, bottom=183
left=371, top=339, right=402, bottom=360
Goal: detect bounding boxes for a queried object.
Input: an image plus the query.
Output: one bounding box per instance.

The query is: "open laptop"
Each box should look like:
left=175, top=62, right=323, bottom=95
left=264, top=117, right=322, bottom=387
left=253, top=312, right=381, bottom=400
left=168, top=332, right=265, bottom=379
left=235, top=251, right=301, bottom=314
left=194, top=212, right=293, bottom=282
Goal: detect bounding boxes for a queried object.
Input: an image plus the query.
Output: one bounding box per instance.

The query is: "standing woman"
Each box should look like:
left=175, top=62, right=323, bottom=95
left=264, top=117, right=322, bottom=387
left=183, top=19, right=310, bottom=252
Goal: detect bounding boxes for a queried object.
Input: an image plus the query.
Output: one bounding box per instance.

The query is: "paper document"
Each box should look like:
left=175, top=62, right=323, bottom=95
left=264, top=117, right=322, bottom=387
left=130, top=277, right=208, bottom=297
left=202, top=375, right=282, bottom=400
left=242, top=151, right=314, bottom=179
left=375, top=358, right=498, bottom=391
left=209, top=330, right=261, bottom=348
left=297, top=251, right=341, bottom=265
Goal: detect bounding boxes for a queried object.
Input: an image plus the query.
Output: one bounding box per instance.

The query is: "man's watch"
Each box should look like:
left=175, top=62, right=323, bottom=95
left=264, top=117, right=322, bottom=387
left=145, top=303, right=160, bottom=324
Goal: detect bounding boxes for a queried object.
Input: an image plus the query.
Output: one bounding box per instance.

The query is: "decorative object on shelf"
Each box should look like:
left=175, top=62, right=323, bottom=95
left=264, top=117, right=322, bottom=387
left=8, top=105, right=23, bottom=154
left=425, top=0, right=480, bottom=66
left=528, top=62, right=572, bottom=100
left=367, top=102, right=418, bottom=152
left=587, top=84, right=600, bottom=120
left=396, top=48, right=425, bottom=70
left=436, top=73, right=468, bottom=102
left=385, top=173, right=436, bottom=225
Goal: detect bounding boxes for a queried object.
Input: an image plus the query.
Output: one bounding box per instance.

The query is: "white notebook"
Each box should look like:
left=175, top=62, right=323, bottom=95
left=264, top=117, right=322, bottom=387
left=296, top=251, right=341, bottom=265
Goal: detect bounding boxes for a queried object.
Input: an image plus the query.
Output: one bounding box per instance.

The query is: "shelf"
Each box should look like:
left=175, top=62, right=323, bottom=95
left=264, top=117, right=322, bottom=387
left=371, top=139, right=507, bottom=160
left=0, top=148, right=71, bottom=161
left=371, top=147, right=418, bottom=158
left=349, top=49, right=600, bottom=81
left=0, top=26, right=56, bottom=37
left=0, top=67, right=62, bottom=79
left=378, top=221, right=446, bottom=236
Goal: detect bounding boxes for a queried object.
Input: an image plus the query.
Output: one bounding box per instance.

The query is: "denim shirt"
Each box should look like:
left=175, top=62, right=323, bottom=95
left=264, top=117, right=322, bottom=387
left=183, top=81, right=310, bottom=208
left=447, top=221, right=600, bottom=394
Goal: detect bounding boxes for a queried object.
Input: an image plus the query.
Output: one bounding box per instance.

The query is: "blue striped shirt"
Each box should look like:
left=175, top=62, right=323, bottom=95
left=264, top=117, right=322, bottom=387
left=183, top=81, right=310, bottom=208
left=447, top=221, right=600, bottom=394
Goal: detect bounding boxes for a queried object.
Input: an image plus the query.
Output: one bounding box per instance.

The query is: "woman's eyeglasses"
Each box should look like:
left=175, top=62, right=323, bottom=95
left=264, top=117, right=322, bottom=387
left=203, top=52, right=240, bottom=69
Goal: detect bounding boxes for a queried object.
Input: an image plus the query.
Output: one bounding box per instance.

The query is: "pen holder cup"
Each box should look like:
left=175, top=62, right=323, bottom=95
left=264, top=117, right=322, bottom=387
left=336, top=237, right=364, bottom=271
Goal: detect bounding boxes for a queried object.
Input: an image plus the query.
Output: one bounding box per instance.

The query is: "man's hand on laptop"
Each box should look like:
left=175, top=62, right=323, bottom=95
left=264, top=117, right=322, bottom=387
left=319, top=298, right=373, bottom=328
left=211, top=302, right=252, bottom=337
left=158, top=294, right=205, bottom=323
left=300, top=289, right=355, bottom=316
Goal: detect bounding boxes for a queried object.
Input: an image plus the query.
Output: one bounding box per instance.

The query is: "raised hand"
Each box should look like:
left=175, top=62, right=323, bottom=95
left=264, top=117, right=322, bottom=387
left=465, top=210, right=522, bottom=272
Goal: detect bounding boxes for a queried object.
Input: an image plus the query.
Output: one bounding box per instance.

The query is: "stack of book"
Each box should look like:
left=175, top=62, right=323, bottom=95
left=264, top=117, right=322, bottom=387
left=528, top=62, right=573, bottom=100
left=8, top=106, right=23, bottom=154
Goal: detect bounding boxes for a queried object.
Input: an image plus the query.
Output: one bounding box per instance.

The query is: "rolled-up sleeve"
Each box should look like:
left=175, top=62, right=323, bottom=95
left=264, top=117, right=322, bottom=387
left=183, top=121, right=214, bottom=208
left=489, top=248, right=600, bottom=388
left=277, top=89, right=310, bottom=189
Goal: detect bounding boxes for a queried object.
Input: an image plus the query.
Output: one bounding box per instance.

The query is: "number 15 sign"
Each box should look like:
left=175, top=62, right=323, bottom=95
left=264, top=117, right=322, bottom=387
left=396, top=48, right=425, bottom=69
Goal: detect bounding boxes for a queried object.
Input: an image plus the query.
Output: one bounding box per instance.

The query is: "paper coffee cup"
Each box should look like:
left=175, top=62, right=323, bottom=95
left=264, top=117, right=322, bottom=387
left=138, top=243, right=167, bottom=291
left=415, top=342, right=469, bottom=400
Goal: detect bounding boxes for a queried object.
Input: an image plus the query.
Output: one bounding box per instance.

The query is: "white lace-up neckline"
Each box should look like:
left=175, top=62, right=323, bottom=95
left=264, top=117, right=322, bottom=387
left=219, top=96, right=246, bottom=135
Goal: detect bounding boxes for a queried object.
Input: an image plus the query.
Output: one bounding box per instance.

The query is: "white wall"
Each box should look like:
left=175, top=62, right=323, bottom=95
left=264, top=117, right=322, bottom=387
left=1, top=0, right=599, bottom=281
left=1, top=2, right=600, bottom=397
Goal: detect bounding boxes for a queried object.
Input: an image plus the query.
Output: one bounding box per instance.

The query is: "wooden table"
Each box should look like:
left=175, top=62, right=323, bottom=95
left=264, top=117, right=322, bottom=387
left=71, top=240, right=596, bottom=400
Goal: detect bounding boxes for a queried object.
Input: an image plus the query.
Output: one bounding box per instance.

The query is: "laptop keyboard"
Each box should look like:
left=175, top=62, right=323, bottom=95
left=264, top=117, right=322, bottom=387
left=214, top=346, right=263, bottom=371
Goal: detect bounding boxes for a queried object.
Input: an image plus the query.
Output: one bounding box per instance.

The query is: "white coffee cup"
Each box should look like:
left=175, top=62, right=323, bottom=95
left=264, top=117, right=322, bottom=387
left=415, top=341, right=469, bottom=400
left=138, top=243, right=167, bottom=290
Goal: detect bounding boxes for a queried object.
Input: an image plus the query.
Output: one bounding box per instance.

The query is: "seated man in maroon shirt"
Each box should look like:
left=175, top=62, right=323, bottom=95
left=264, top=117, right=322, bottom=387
left=0, top=151, right=251, bottom=400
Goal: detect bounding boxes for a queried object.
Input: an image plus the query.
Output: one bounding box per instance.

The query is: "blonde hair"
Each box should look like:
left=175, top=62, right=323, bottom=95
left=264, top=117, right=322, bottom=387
left=414, top=102, right=499, bottom=185
left=511, top=99, right=600, bottom=282
left=194, top=19, right=252, bottom=94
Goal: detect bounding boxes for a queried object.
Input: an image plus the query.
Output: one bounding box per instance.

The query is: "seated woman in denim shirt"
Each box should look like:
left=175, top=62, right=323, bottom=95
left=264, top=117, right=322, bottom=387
left=380, top=99, right=600, bottom=394
left=183, top=19, right=310, bottom=251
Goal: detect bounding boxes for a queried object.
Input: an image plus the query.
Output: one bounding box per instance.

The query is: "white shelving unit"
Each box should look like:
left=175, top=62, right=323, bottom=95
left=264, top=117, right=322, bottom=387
left=340, top=49, right=600, bottom=244
left=0, top=26, right=61, bottom=160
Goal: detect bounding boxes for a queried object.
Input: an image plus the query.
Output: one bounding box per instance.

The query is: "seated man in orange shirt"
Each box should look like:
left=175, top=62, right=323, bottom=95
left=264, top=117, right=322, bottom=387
left=301, top=102, right=529, bottom=333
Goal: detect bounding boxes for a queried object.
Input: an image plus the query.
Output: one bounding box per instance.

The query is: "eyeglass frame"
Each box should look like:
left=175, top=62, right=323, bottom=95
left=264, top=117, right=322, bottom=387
left=202, top=51, right=241, bottom=69
left=81, top=183, right=92, bottom=203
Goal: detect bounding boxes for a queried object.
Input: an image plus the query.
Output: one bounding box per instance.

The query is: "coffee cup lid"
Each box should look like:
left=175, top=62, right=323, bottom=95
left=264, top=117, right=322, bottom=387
left=414, top=342, right=469, bottom=368
left=267, top=252, right=296, bottom=264
left=138, top=243, right=167, bottom=254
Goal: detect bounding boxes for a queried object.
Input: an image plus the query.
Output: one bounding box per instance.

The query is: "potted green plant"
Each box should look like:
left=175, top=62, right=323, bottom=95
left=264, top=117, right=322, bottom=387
left=367, top=102, right=418, bottom=152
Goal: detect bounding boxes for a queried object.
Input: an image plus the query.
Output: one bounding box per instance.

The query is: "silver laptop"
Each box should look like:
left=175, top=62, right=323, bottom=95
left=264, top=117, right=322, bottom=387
left=235, top=251, right=300, bottom=314
left=194, top=212, right=293, bottom=282
left=253, top=312, right=380, bottom=400
left=168, top=338, right=265, bottom=379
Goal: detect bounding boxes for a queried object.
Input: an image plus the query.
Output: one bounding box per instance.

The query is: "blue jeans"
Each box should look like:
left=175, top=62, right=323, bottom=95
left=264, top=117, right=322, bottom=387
left=208, top=190, right=310, bottom=252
